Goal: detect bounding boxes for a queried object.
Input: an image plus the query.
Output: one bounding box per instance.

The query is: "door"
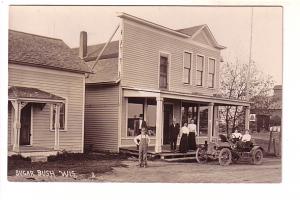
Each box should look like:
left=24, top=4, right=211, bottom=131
left=20, top=104, right=31, bottom=145
left=163, top=104, right=173, bottom=145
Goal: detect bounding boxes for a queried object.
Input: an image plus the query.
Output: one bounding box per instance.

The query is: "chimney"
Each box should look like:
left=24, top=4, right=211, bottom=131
left=79, top=31, right=87, bottom=59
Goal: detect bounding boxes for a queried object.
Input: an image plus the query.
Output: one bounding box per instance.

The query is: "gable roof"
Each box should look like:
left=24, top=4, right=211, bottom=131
left=8, top=86, right=65, bottom=102
left=118, top=12, right=225, bottom=49
left=9, top=30, right=90, bottom=74
left=176, top=25, right=205, bottom=36
left=71, top=40, right=119, bottom=62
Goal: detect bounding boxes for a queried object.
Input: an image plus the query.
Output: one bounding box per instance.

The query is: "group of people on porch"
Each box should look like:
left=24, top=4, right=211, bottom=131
left=171, top=119, right=198, bottom=153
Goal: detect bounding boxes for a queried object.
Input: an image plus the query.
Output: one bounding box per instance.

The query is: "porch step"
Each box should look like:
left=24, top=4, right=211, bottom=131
left=160, top=151, right=196, bottom=159
left=164, top=157, right=196, bottom=162
left=31, top=156, right=48, bottom=163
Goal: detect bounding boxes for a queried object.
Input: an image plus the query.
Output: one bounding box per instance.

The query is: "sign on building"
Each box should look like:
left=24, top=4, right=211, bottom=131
left=249, top=114, right=256, bottom=121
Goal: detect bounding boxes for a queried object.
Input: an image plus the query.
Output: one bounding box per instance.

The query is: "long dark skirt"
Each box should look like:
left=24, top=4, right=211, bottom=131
left=179, top=134, right=188, bottom=153
left=188, top=132, right=196, bottom=150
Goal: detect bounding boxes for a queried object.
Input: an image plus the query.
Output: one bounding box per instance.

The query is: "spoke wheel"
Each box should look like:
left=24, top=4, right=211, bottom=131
left=196, top=147, right=207, bottom=164
left=218, top=148, right=232, bottom=166
left=251, top=149, right=263, bottom=165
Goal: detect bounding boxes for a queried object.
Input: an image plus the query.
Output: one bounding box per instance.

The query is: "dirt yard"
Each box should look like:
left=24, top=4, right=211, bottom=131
left=8, top=155, right=281, bottom=183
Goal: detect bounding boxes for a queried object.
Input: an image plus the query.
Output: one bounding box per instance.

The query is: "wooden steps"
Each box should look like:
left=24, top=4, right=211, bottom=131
left=120, top=147, right=197, bottom=162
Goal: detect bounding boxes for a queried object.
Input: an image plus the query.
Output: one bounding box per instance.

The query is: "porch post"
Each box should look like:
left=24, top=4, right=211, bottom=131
left=12, top=101, right=21, bottom=152
left=155, top=97, right=163, bottom=153
left=213, top=106, right=219, bottom=137
left=54, top=104, right=61, bottom=150
left=144, top=98, right=148, bottom=121
left=208, top=103, right=214, bottom=142
left=245, top=106, right=250, bottom=130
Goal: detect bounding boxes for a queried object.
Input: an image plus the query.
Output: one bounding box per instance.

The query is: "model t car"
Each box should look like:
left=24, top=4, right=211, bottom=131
left=195, top=134, right=264, bottom=166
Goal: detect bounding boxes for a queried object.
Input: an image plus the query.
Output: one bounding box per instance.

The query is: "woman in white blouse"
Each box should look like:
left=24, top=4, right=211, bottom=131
left=188, top=119, right=197, bottom=150
left=179, top=122, right=189, bottom=153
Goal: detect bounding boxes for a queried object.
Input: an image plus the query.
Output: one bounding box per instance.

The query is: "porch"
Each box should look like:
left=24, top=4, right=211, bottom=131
left=121, top=87, right=251, bottom=153
left=119, top=145, right=197, bottom=162
left=8, top=86, right=66, bottom=154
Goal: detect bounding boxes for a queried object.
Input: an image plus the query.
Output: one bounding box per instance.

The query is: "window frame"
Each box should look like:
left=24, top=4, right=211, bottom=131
left=183, top=51, right=193, bottom=85
left=196, top=54, right=205, bottom=87
left=50, top=100, right=68, bottom=132
left=158, top=51, right=171, bottom=90
left=208, top=57, right=216, bottom=89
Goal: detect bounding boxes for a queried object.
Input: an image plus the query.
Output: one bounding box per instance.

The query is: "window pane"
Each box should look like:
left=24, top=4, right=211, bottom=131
left=196, top=71, right=203, bottom=86
left=197, top=55, right=204, bottom=71
left=184, top=68, right=190, bottom=83
left=52, top=104, right=65, bottom=130
left=208, top=74, right=214, bottom=88
left=209, top=58, right=215, bottom=73
left=146, top=104, right=156, bottom=136
left=184, top=52, right=191, bottom=69
left=199, top=106, right=208, bottom=136
left=127, top=100, right=144, bottom=136
left=160, top=56, right=168, bottom=88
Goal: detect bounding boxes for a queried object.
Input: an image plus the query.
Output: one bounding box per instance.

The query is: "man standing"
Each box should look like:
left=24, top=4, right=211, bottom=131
left=169, top=118, right=180, bottom=151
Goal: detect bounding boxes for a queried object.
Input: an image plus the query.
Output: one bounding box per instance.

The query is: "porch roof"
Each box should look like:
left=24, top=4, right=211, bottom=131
left=8, top=86, right=65, bottom=103
left=123, top=87, right=250, bottom=107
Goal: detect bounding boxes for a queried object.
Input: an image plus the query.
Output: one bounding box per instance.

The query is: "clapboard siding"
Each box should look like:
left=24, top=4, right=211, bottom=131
left=8, top=64, right=85, bottom=152
left=85, top=85, right=120, bottom=152
left=122, top=20, right=221, bottom=96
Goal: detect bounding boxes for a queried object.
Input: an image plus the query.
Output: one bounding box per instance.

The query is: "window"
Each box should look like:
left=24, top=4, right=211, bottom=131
left=181, top=103, right=198, bottom=126
left=51, top=103, right=66, bottom=130
left=208, top=58, right=215, bottom=88
left=127, top=98, right=144, bottom=136
left=199, top=106, right=208, bottom=136
left=196, top=55, right=204, bottom=86
left=145, top=99, right=157, bottom=136
left=183, top=52, right=192, bottom=84
left=127, top=98, right=157, bottom=136
left=159, top=56, right=168, bottom=89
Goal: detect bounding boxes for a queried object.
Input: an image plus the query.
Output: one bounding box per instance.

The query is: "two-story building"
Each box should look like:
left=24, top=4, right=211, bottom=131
left=8, top=30, right=90, bottom=157
left=75, top=13, right=250, bottom=153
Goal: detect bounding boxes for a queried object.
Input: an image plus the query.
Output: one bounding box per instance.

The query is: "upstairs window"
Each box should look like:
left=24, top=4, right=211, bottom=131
left=159, top=56, right=168, bottom=89
left=183, top=52, right=192, bottom=84
left=208, top=58, right=216, bottom=88
left=196, top=55, right=204, bottom=86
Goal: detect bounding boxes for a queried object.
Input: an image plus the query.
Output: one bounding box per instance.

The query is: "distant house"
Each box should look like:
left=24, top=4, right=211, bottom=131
left=8, top=30, right=90, bottom=156
left=73, top=13, right=250, bottom=153
left=250, top=85, right=282, bottom=132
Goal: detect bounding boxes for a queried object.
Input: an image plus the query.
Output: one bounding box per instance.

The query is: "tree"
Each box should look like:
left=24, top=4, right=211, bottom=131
left=218, top=60, right=274, bottom=136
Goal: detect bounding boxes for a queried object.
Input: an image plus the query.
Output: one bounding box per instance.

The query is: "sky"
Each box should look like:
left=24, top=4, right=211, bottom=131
left=9, top=6, right=282, bottom=85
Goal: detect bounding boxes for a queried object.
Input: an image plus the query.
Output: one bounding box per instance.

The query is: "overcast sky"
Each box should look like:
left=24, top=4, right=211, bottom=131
left=9, top=6, right=282, bottom=85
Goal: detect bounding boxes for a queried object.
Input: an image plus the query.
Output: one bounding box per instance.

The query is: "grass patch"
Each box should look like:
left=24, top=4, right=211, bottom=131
left=8, top=151, right=129, bottom=177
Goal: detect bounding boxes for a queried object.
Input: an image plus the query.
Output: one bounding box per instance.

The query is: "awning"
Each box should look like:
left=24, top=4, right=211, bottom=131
left=8, top=86, right=65, bottom=103
left=123, top=87, right=250, bottom=107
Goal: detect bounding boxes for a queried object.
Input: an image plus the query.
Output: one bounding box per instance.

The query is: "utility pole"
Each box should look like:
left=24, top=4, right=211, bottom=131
left=246, top=7, right=254, bottom=101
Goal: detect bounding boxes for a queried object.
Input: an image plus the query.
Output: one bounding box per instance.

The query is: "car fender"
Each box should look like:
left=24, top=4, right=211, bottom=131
left=250, top=146, right=264, bottom=154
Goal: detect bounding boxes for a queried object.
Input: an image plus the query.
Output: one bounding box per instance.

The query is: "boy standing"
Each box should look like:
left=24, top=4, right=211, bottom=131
left=134, top=127, right=151, bottom=167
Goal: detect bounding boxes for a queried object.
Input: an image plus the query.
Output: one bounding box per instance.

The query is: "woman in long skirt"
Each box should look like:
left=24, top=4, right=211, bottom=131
left=179, top=122, right=189, bottom=153
left=188, top=119, right=197, bottom=150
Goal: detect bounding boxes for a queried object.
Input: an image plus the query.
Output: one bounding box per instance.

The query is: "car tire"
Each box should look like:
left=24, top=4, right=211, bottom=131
left=218, top=148, right=232, bottom=166
left=251, top=148, right=263, bottom=165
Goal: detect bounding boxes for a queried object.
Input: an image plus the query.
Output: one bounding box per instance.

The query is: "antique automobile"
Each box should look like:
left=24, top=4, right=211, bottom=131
left=195, top=134, right=264, bottom=166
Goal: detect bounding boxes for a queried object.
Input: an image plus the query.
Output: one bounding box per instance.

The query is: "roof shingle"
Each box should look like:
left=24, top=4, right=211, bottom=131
left=9, top=30, right=90, bottom=74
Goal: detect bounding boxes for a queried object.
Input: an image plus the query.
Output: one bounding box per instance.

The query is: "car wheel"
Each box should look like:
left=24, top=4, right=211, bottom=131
left=196, top=147, right=207, bottom=164
left=252, top=148, right=263, bottom=165
left=218, top=148, right=232, bottom=166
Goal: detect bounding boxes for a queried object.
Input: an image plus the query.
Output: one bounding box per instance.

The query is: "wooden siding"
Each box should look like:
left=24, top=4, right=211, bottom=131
left=121, top=20, right=221, bottom=96
left=85, top=85, right=120, bottom=152
left=193, top=31, right=211, bottom=46
left=8, top=64, right=85, bottom=152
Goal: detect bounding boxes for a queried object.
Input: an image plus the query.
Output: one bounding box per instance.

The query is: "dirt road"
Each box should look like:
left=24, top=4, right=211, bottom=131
left=96, top=157, right=281, bottom=183
left=8, top=157, right=281, bottom=183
